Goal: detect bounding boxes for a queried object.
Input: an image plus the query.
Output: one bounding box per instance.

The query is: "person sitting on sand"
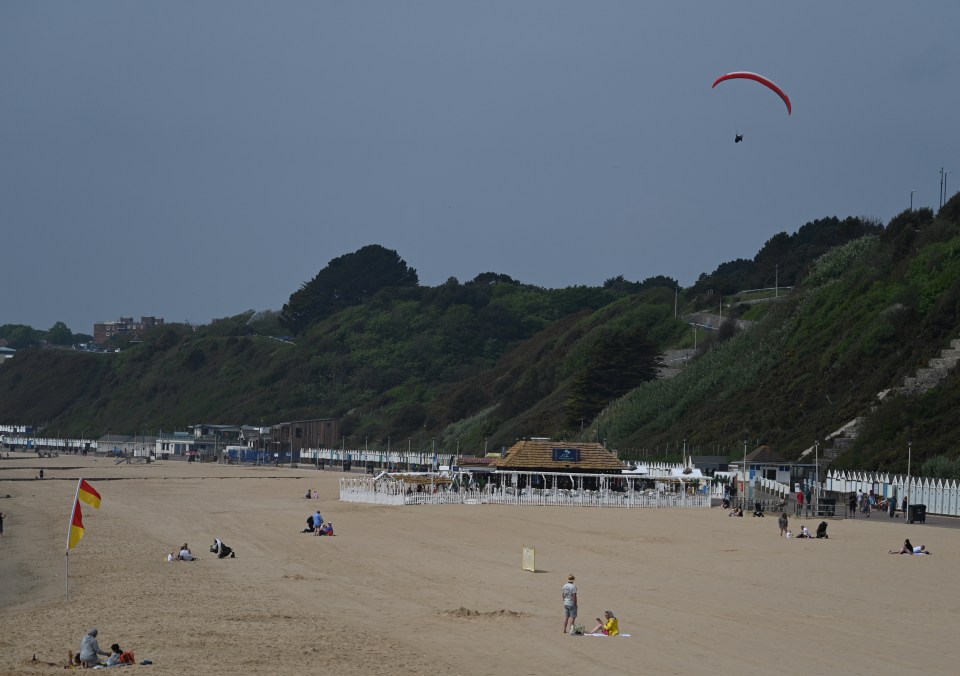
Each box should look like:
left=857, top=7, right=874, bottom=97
left=106, top=643, right=136, bottom=666
left=78, top=628, right=110, bottom=667
left=797, top=525, right=812, bottom=538
left=178, top=543, right=196, bottom=561
left=106, top=643, right=122, bottom=666
left=729, top=506, right=743, bottom=517
left=912, top=544, right=931, bottom=555
left=889, top=539, right=914, bottom=554
left=312, top=490, right=320, bottom=499
left=304, top=489, right=312, bottom=499
left=591, top=610, right=619, bottom=636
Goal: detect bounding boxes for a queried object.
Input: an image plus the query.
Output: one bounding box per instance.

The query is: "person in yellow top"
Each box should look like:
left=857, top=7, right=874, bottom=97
left=592, top=610, right=619, bottom=636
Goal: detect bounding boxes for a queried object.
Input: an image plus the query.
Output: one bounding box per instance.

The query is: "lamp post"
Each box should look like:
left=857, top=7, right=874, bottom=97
left=814, top=440, right=820, bottom=516
left=906, top=440, right=912, bottom=525
left=742, top=439, right=748, bottom=506
left=910, top=189, right=915, bottom=210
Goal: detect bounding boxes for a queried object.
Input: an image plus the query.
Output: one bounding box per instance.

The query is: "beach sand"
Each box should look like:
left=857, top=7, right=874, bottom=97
left=1, top=452, right=958, bottom=675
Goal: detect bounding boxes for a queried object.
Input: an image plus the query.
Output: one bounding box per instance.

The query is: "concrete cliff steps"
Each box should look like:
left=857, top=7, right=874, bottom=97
left=896, top=338, right=960, bottom=396
left=822, top=337, right=959, bottom=466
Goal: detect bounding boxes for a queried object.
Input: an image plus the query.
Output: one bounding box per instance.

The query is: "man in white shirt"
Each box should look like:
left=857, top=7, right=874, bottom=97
left=561, top=574, right=578, bottom=633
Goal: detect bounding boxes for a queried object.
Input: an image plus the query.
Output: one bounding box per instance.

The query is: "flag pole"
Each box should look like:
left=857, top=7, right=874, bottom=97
left=64, top=478, right=83, bottom=600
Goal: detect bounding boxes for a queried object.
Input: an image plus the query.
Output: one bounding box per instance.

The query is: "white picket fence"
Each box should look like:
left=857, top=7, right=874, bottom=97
left=339, top=477, right=711, bottom=509
left=825, top=470, right=960, bottom=517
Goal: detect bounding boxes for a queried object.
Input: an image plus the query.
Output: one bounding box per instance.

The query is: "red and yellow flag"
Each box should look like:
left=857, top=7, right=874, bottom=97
left=78, top=479, right=101, bottom=509
left=68, top=500, right=85, bottom=549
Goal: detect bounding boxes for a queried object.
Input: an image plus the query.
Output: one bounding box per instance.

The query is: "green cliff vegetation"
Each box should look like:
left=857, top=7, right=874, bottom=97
left=2, top=197, right=960, bottom=476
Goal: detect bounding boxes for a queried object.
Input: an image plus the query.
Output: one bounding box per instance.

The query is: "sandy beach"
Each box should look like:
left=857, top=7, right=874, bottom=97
left=1, top=452, right=958, bottom=675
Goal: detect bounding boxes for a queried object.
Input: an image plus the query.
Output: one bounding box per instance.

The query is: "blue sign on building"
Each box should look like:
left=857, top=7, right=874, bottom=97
left=552, top=448, right=580, bottom=462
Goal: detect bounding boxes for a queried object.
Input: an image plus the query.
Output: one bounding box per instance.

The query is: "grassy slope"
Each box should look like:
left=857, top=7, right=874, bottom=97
left=3, top=200, right=960, bottom=473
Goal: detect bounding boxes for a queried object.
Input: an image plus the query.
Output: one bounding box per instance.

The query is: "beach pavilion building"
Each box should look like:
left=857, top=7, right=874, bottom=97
left=340, top=438, right=711, bottom=508
left=486, top=438, right=627, bottom=492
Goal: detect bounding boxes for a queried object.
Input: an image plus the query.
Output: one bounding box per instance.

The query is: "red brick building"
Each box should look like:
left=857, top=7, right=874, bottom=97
left=93, top=316, right=164, bottom=344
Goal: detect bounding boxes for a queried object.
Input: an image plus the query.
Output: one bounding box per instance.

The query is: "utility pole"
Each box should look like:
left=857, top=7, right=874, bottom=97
left=905, top=440, right=912, bottom=526
left=775, top=263, right=779, bottom=298
left=742, top=439, right=748, bottom=505
left=910, top=189, right=915, bottom=211
left=814, top=440, right=819, bottom=516
left=941, top=167, right=951, bottom=209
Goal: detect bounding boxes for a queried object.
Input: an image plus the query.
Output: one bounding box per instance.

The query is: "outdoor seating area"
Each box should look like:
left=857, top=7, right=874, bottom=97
left=340, top=473, right=711, bottom=509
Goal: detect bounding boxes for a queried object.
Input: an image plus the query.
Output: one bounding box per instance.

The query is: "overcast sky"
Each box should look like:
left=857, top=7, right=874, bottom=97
left=2, top=2, right=958, bottom=334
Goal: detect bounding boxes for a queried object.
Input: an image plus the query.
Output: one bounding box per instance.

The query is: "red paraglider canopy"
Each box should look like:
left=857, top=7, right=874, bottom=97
left=712, top=71, right=792, bottom=115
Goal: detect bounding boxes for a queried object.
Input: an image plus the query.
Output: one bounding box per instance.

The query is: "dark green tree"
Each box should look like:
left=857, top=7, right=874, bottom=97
left=0, top=324, right=41, bottom=349
left=280, top=245, right=418, bottom=333
left=46, top=321, right=73, bottom=345
left=565, top=327, right=661, bottom=427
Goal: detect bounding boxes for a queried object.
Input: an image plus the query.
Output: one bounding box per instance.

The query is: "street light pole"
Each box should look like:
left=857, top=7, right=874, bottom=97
left=742, top=439, right=748, bottom=505
left=906, top=440, right=912, bottom=525
left=814, top=440, right=819, bottom=516
left=910, top=189, right=915, bottom=210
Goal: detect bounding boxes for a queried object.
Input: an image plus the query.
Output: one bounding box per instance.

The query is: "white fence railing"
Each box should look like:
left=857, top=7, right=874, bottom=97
left=339, top=477, right=711, bottom=509
left=826, top=470, right=960, bottom=517
left=756, top=476, right=791, bottom=498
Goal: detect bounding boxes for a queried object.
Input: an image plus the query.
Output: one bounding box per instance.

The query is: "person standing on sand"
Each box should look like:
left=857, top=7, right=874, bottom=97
left=778, top=511, right=789, bottom=536
left=561, top=574, right=578, bottom=634
left=0, top=511, right=5, bottom=536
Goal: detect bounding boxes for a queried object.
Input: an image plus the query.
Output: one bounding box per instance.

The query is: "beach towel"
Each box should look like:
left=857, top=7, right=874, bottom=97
left=585, top=633, right=631, bottom=637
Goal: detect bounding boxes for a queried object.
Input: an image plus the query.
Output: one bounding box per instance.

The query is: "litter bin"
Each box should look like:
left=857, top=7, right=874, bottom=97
left=819, top=498, right=836, bottom=517
left=908, top=504, right=926, bottom=524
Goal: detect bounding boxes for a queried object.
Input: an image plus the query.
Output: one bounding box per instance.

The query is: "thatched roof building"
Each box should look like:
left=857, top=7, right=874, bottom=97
left=494, top=439, right=626, bottom=475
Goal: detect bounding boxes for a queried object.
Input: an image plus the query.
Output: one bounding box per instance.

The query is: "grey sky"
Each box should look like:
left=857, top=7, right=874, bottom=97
left=2, top=2, right=958, bottom=334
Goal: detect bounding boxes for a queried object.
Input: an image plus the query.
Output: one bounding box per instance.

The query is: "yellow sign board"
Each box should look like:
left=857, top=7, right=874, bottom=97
left=522, top=545, right=536, bottom=572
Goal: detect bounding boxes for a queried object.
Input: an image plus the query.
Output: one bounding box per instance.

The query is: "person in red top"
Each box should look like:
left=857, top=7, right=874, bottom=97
left=796, top=489, right=804, bottom=515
